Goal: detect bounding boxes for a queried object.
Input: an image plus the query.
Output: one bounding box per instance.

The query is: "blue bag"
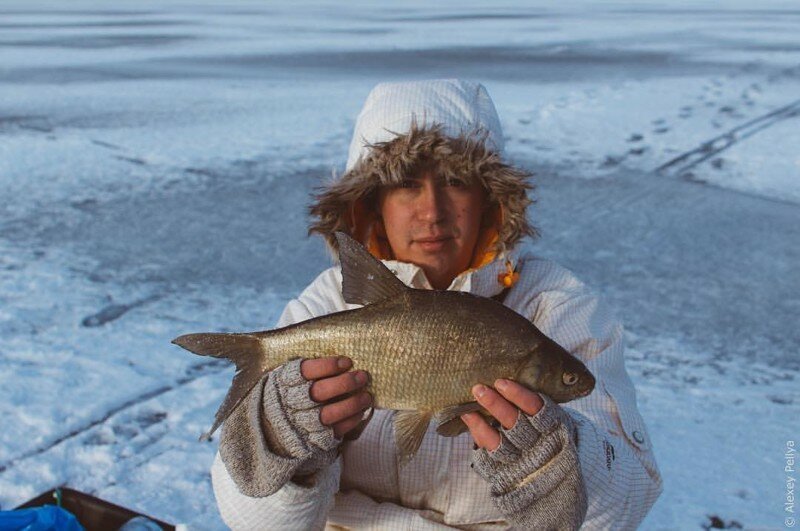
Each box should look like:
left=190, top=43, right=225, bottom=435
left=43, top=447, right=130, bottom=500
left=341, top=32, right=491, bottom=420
left=0, top=505, right=85, bottom=531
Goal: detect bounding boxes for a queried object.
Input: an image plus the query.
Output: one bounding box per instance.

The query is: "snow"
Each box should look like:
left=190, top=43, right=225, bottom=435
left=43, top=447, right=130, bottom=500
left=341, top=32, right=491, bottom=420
left=0, top=1, right=798, bottom=529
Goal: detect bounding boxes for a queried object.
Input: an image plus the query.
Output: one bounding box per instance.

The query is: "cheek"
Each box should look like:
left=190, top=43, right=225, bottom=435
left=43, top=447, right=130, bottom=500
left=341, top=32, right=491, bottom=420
left=382, top=202, right=411, bottom=228
left=378, top=198, right=415, bottom=243
left=452, top=208, right=472, bottom=237
left=458, top=197, right=487, bottom=236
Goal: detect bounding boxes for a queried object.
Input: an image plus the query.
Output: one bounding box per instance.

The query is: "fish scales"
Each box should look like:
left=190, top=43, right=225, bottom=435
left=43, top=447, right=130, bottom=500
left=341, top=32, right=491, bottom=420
left=257, top=290, right=533, bottom=411
left=172, top=231, right=595, bottom=460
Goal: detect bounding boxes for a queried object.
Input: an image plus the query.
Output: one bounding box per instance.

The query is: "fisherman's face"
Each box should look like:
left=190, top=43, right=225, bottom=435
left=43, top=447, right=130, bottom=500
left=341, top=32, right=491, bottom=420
left=376, top=170, right=486, bottom=290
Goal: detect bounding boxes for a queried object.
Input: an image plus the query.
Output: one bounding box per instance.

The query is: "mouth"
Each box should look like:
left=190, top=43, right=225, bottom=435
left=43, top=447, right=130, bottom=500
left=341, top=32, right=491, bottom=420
left=413, top=236, right=453, bottom=251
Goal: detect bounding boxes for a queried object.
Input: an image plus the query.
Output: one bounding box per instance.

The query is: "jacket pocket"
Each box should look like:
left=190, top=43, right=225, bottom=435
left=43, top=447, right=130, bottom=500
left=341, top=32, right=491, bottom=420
left=601, top=379, right=650, bottom=451
left=601, top=378, right=661, bottom=482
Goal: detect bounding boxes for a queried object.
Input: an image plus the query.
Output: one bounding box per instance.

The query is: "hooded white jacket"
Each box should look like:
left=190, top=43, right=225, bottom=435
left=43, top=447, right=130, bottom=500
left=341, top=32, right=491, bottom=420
left=211, top=248, right=663, bottom=530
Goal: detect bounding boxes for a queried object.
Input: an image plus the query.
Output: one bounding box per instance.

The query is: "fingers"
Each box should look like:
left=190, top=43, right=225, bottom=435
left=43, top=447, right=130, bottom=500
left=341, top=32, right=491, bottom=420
left=332, top=409, right=371, bottom=439
left=471, top=383, right=519, bottom=429
left=493, top=379, right=544, bottom=417
left=300, top=356, right=352, bottom=380
left=461, top=411, right=501, bottom=451
left=462, top=379, right=545, bottom=452
left=310, top=370, right=370, bottom=402
left=298, top=357, right=373, bottom=439
left=319, top=391, right=373, bottom=427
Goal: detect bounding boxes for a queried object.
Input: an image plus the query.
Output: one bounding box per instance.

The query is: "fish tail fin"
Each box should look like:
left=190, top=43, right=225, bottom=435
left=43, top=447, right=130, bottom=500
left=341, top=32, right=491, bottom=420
left=172, top=332, right=273, bottom=441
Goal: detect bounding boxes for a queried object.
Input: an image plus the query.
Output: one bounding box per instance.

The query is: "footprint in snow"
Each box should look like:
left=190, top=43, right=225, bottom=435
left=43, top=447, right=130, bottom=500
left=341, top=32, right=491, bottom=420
left=113, top=423, right=139, bottom=439
left=702, top=515, right=743, bottom=530
left=91, top=139, right=121, bottom=151
left=600, top=155, right=623, bottom=168
left=651, top=119, right=670, bottom=134
left=680, top=171, right=703, bottom=183
left=768, top=394, right=793, bottom=405
left=626, top=133, right=644, bottom=142
left=114, top=155, right=147, bottom=166
left=101, top=409, right=170, bottom=454
left=628, top=147, right=647, bottom=156
left=85, top=428, right=116, bottom=446
left=135, top=410, right=168, bottom=430
left=70, top=198, right=99, bottom=212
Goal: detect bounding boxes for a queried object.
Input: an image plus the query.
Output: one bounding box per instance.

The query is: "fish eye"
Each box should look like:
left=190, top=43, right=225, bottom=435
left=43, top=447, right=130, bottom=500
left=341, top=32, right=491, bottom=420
left=562, top=372, right=579, bottom=386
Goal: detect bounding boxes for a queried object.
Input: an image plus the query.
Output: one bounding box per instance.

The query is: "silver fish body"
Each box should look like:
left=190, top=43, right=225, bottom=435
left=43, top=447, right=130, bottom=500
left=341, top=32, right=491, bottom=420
left=173, top=232, right=595, bottom=461
left=261, top=289, right=587, bottom=409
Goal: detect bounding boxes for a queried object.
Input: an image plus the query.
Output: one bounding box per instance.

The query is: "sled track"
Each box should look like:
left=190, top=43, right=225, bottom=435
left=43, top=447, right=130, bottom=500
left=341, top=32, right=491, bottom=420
left=0, top=359, right=228, bottom=474
left=654, top=98, right=800, bottom=178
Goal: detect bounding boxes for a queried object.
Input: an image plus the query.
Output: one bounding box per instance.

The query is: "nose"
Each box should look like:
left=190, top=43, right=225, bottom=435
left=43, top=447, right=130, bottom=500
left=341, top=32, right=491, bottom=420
left=415, top=180, right=447, bottom=224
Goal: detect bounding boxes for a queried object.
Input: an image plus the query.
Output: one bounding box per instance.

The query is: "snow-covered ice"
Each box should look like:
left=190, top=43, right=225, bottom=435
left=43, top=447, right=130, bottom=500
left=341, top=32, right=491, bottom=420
left=1, top=1, right=798, bottom=529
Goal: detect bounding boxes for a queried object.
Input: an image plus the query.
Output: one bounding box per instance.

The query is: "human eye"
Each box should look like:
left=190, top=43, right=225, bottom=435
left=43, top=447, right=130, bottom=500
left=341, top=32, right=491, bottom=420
left=445, top=177, right=467, bottom=188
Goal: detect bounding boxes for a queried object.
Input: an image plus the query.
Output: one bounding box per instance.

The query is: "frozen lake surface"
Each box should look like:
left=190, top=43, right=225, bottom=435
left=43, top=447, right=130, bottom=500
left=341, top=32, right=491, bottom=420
left=1, top=1, right=798, bottom=528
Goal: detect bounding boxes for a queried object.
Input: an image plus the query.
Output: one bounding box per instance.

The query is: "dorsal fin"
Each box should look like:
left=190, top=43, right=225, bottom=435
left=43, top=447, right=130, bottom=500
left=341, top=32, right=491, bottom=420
left=335, top=231, right=408, bottom=306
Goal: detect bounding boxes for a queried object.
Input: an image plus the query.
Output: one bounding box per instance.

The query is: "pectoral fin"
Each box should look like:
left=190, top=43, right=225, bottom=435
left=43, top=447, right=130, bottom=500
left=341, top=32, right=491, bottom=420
left=393, top=410, right=433, bottom=464
left=434, top=402, right=483, bottom=437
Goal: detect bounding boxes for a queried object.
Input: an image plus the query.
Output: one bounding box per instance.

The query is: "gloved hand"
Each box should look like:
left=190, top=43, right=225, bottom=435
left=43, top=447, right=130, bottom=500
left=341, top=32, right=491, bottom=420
left=219, top=357, right=372, bottom=497
left=465, top=383, right=587, bottom=531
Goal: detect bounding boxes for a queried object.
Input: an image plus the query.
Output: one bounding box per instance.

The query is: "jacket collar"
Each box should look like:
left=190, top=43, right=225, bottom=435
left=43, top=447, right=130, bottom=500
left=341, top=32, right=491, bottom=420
left=380, top=247, right=522, bottom=298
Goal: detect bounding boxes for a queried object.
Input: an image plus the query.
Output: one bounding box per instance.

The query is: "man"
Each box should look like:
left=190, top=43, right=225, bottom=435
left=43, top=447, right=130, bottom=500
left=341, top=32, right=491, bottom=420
left=211, top=79, right=662, bottom=529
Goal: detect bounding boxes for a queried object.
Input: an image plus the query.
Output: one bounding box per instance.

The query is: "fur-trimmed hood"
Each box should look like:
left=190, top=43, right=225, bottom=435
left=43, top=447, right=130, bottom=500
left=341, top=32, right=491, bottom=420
left=309, top=122, right=538, bottom=268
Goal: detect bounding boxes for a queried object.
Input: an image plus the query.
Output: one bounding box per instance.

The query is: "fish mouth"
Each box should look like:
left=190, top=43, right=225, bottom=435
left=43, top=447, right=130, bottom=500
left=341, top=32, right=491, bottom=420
left=578, top=375, right=596, bottom=397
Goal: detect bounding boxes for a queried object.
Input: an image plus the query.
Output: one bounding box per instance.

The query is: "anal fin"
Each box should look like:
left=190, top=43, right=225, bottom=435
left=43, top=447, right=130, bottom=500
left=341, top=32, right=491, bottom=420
left=393, top=410, right=433, bottom=465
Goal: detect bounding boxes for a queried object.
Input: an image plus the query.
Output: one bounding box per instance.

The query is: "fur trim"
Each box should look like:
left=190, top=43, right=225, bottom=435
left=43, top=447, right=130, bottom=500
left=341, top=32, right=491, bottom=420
left=309, top=123, right=538, bottom=259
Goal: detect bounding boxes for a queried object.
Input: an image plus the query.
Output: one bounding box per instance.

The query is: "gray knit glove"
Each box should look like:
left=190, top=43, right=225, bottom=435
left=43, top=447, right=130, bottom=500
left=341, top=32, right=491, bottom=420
left=471, top=395, right=588, bottom=531
left=218, top=359, right=340, bottom=497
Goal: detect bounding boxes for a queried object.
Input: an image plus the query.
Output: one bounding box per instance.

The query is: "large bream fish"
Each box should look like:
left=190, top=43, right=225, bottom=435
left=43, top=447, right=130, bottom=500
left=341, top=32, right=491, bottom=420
left=173, top=232, right=595, bottom=461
